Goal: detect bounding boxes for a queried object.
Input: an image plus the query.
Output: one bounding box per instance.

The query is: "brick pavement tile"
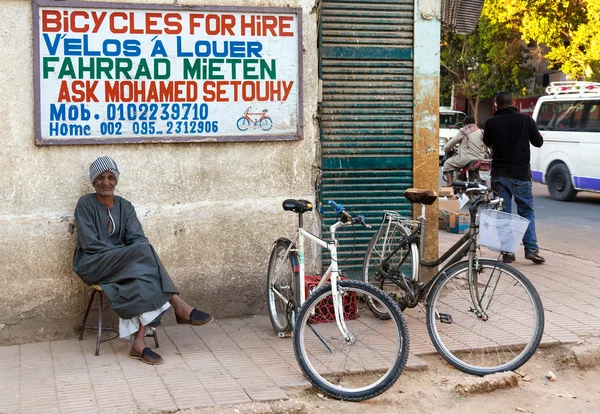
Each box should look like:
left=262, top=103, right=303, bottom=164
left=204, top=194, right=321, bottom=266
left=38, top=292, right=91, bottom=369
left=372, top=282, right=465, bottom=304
left=19, top=342, right=60, bottom=413
left=208, top=391, right=252, bottom=406
left=160, top=379, right=214, bottom=409
left=186, top=356, right=228, bottom=375
left=244, top=386, right=288, bottom=402
left=110, top=341, right=178, bottom=413
left=0, top=344, right=19, bottom=368
left=59, top=400, right=98, bottom=414
left=158, top=368, right=215, bottom=406
left=0, top=395, right=19, bottom=414
left=272, top=377, right=312, bottom=389
left=236, top=376, right=277, bottom=389
left=82, top=341, right=136, bottom=412
left=51, top=340, right=100, bottom=413
left=164, top=325, right=209, bottom=351
left=92, top=383, right=136, bottom=412
left=241, top=315, right=273, bottom=328
left=406, top=354, right=428, bottom=371
left=0, top=344, right=20, bottom=414
left=199, top=373, right=244, bottom=391
left=21, top=406, right=60, bottom=414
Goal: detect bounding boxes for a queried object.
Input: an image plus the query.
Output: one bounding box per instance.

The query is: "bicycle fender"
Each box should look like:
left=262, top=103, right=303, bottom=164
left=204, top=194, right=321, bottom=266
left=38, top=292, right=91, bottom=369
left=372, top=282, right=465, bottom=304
left=274, top=237, right=300, bottom=270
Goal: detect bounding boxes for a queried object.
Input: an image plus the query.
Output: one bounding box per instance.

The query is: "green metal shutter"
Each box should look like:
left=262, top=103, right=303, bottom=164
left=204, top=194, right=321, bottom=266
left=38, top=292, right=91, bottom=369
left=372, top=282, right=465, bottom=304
left=319, top=0, right=414, bottom=277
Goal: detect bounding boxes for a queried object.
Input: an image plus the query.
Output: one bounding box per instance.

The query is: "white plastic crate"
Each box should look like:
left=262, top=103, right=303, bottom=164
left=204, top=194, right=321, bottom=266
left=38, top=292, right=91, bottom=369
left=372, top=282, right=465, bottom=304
left=478, top=210, right=530, bottom=254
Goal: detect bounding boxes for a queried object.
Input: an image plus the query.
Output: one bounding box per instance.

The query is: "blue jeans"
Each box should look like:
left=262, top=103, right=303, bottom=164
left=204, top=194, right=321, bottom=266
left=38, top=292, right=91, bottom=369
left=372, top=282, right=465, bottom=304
left=491, top=177, right=539, bottom=252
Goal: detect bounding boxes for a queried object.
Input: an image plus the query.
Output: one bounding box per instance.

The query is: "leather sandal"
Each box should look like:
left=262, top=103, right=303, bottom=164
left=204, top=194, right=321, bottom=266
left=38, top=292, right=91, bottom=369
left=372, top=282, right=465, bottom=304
left=129, top=347, right=163, bottom=365
left=176, top=308, right=214, bottom=326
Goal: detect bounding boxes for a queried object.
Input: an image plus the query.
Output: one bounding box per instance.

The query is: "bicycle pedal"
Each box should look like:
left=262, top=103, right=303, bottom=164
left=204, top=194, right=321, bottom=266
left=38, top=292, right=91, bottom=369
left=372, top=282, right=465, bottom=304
left=439, top=313, right=453, bottom=324
left=278, top=332, right=292, bottom=338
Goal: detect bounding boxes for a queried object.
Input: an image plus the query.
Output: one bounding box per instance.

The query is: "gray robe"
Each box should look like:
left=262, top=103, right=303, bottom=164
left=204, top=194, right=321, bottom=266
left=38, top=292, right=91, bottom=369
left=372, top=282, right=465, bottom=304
left=73, top=193, right=178, bottom=320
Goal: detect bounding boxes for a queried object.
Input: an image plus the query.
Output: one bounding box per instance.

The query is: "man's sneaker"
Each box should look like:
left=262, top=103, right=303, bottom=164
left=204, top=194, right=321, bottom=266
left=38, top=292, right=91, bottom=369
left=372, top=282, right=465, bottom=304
left=525, top=249, right=545, bottom=264
left=502, top=253, right=516, bottom=263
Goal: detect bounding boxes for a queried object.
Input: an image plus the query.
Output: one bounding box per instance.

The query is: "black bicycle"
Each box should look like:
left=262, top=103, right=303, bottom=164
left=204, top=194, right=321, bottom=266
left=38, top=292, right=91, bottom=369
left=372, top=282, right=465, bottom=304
left=362, top=182, right=545, bottom=376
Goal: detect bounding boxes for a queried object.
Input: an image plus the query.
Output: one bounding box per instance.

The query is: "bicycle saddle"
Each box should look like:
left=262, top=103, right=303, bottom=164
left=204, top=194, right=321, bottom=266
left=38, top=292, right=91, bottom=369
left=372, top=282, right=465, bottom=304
left=403, top=188, right=438, bottom=205
left=282, top=199, right=313, bottom=213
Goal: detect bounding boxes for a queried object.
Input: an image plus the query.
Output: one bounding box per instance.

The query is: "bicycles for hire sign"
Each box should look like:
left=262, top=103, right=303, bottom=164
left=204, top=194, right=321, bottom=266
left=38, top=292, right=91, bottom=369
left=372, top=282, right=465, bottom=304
left=33, top=0, right=303, bottom=145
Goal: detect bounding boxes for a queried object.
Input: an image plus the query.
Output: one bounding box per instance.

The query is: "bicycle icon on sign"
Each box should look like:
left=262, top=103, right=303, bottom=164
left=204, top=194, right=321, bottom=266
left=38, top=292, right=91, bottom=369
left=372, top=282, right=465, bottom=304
left=236, top=107, right=273, bottom=132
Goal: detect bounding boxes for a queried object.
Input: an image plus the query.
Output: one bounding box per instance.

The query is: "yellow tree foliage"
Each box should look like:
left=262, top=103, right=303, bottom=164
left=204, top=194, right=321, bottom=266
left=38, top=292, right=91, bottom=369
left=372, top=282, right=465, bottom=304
left=487, top=0, right=600, bottom=80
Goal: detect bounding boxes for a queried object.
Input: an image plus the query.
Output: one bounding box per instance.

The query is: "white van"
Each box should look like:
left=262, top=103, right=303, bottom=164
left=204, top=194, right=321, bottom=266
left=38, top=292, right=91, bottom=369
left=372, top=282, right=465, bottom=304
left=439, top=107, right=466, bottom=162
left=531, top=81, right=600, bottom=201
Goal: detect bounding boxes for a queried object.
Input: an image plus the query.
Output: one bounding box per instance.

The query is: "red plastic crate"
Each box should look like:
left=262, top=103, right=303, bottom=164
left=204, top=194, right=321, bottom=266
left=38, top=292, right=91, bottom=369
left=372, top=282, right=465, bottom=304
left=304, top=275, right=358, bottom=324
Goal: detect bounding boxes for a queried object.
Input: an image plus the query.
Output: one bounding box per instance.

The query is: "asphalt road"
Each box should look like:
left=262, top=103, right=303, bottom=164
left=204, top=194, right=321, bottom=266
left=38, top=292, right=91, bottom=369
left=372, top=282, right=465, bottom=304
left=439, top=168, right=600, bottom=262
left=531, top=182, right=600, bottom=262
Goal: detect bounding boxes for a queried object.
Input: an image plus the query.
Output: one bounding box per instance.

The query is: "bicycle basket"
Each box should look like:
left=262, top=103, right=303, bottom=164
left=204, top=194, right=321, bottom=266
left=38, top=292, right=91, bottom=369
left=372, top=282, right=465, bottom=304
left=478, top=210, right=530, bottom=254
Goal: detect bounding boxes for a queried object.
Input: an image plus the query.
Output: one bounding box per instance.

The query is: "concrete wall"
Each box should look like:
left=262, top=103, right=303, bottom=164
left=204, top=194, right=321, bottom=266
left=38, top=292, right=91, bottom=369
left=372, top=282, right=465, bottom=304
left=0, top=0, right=320, bottom=344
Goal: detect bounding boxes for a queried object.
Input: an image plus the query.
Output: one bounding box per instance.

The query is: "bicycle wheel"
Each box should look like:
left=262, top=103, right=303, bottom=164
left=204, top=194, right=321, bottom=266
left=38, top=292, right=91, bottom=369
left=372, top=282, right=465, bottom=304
left=426, top=259, right=544, bottom=376
left=363, top=220, right=418, bottom=316
left=237, top=117, right=250, bottom=131
left=267, top=239, right=299, bottom=333
left=260, top=117, right=273, bottom=131
left=293, top=280, right=409, bottom=401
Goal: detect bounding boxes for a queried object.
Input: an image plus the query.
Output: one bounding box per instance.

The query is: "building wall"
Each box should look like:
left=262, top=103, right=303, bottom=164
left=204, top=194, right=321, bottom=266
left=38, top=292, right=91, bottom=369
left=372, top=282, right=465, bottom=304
left=0, top=0, right=320, bottom=344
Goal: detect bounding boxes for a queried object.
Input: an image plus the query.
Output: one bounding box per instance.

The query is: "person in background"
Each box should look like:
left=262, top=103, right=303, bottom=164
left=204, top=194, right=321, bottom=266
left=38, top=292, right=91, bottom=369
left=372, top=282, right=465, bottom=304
left=73, top=156, right=214, bottom=365
left=483, top=91, right=545, bottom=264
left=442, top=116, right=487, bottom=184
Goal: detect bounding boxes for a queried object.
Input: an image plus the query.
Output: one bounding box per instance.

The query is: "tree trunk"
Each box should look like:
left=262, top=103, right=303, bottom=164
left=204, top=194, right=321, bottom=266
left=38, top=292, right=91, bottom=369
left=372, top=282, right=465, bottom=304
left=474, top=95, right=481, bottom=125
left=467, top=97, right=475, bottom=119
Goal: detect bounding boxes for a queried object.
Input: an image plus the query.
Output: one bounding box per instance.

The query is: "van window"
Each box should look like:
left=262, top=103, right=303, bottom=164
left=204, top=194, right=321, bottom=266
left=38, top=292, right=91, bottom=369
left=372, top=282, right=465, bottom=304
left=537, top=100, right=600, bottom=131
left=439, top=113, right=465, bottom=129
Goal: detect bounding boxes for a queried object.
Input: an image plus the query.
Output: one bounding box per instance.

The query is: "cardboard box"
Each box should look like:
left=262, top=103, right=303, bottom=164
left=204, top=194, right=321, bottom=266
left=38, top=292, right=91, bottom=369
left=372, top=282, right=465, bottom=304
left=439, top=198, right=460, bottom=214
left=438, top=218, right=449, bottom=230
left=439, top=186, right=454, bottom=197
left=447, top=213, right=470, bottom=234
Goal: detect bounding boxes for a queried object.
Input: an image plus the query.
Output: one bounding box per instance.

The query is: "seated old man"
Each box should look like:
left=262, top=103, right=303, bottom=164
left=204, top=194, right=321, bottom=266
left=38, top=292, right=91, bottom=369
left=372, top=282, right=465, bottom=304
left=73, top=156, right=212, bottom=365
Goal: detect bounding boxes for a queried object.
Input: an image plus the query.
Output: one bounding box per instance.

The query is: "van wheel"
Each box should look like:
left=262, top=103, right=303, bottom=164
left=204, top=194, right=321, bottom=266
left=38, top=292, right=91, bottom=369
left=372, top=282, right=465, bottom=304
left=547, top=163, right=577, bottom=201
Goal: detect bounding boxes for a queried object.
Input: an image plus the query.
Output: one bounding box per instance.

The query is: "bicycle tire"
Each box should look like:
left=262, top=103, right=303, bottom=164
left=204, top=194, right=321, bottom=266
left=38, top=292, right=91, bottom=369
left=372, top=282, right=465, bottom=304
left=260, top=117, right=273, bottom=131
left=363, top=220, right=418, bottom=316
left=293, top=280, right=409, bottom=401
left=267, top=239, right=299, bottom=333
left=426, top=259, right=544, bottom=376
left=237, top=117, right=250, bottom=131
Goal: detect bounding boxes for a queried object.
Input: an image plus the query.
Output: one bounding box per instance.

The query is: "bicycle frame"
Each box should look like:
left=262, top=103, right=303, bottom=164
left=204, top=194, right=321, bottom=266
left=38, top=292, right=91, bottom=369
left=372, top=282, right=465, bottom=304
left=377, top=193, right=498, bottom=318
left=243, top=108, right=269, bottom=125
left=277, top=218, right=352, bottom=339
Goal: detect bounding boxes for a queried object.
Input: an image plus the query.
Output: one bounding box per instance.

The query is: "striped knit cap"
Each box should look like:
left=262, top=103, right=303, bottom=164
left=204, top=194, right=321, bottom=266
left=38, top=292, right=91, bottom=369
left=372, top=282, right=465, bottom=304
left=89, top=156, right=120, bottom=184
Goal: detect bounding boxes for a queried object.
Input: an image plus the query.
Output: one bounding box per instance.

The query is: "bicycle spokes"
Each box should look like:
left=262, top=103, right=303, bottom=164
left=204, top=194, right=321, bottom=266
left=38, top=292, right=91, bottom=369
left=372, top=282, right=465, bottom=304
left=427, top=260, right=544, bottom=375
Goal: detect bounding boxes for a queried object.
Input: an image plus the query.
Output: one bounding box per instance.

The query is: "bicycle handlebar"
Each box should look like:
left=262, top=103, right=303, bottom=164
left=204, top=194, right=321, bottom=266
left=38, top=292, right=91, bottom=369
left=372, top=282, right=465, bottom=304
left=328, top=200, right=344, bottom=214
left=355, top=214, right=372, bottom=229
left=451, top=181, right=505, bottom=209
left=326, top=200, right=371, bottom=228
left=451, top=181, right=488, bottom=192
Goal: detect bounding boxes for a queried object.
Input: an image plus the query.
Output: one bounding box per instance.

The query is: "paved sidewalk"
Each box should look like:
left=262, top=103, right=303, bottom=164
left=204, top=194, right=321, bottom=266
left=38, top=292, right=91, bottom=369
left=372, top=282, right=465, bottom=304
left=1, top=231, right=599, bottom=413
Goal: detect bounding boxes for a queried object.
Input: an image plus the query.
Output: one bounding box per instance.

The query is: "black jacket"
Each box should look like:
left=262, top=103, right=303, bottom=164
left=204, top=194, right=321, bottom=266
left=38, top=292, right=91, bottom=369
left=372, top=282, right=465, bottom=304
left=483, top=106, right=543, bottom=181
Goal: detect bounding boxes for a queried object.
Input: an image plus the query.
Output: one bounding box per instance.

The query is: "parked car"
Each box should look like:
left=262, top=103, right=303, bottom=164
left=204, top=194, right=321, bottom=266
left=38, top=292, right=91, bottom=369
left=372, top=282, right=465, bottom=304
left=439, top=107, right=466, bottom=164
left=531, top=81, right=600, bottom=201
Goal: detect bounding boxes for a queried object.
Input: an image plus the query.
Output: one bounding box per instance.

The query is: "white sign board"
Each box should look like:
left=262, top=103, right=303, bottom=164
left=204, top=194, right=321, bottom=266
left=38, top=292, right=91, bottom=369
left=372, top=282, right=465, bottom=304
left=33, top=0, right=303, bottom=145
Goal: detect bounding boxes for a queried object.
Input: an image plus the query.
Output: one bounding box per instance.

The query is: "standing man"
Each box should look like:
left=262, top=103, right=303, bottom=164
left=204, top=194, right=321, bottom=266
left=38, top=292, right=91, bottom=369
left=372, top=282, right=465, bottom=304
left=483, top=91, right=545, bottom=264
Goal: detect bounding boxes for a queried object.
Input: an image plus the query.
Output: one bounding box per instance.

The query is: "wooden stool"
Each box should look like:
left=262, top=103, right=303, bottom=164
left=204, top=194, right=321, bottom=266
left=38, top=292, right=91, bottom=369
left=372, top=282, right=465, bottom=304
left=79, top=285, right=159, bottom=356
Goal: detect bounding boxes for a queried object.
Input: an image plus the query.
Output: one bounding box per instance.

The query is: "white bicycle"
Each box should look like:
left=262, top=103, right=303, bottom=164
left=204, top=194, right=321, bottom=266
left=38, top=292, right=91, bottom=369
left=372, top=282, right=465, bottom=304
left=267, top=199, right=409, bottom=401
